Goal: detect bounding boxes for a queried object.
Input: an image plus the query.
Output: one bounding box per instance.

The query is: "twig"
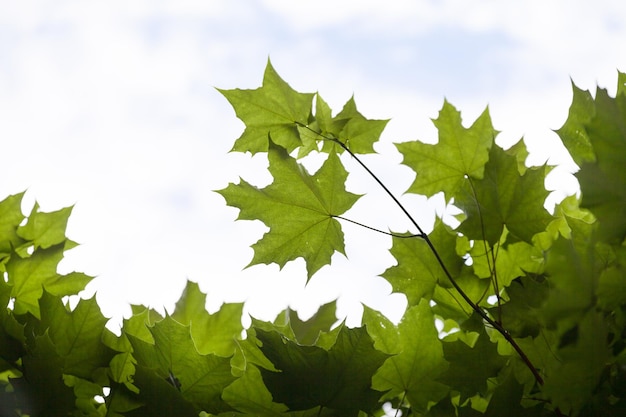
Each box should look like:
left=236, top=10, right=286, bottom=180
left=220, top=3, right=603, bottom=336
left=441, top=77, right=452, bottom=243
left=295, top=123, right=545, bottom=386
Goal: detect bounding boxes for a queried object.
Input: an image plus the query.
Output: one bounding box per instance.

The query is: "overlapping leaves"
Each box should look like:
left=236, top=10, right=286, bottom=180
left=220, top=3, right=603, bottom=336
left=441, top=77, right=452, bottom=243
left=2, top=63, right=626, bottom=416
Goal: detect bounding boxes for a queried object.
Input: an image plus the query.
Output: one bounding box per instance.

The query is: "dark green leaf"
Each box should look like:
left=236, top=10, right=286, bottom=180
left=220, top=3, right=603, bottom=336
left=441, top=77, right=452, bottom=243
left=438, top=317, right=508, bottom=400
left=286, top=300, right=338, bottom=345
left=256, top=325, right=390, bottom=415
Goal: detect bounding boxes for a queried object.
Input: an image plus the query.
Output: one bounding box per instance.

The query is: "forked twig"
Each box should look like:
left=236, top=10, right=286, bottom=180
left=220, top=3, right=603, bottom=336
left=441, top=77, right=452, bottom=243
left=296, top=122, right=545, bottom=386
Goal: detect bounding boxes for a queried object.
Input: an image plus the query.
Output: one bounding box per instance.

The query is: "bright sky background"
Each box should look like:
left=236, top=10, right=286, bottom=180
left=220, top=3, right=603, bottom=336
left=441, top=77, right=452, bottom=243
left=1, top=1, right=625, bottom=328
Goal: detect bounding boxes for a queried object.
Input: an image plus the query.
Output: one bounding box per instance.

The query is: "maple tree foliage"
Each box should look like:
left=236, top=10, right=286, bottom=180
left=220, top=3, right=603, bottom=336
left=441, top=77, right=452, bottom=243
left=2, top=61, right=626, bottom=417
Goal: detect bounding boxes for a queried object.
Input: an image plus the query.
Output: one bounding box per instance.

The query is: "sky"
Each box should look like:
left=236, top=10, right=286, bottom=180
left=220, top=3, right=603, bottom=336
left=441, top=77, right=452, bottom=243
left=1, top=0, right=625, bottom=328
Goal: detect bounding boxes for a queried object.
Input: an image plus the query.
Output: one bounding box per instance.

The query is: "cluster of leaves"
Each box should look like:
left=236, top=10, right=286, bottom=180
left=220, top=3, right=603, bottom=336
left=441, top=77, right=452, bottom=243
left=1, top=61, right=625, bottom=417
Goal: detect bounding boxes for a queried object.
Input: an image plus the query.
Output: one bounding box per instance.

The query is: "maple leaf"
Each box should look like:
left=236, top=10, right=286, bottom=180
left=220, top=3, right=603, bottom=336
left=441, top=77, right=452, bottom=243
left=217, top=140, right=360, bottom=279
left=221, top=365, right=289, bottom=416
left=13, top=333, right=77, bottom=415
left=541, top=217, right=598, bottom=325
left=5, top=244, right=93, bottom=317
left=320, top=96, right=389, bottom=154
left=17, top=203, right=74, bottom=250
left=438, top=316, right=508, bottom=400
left=575, top=86, right=626, bottom=244
left=218, top=59, right=314, bottom=154
left=396, top=101, right=495, bottom=200
left=542, top=310, right=609, bottom=415
left=455, top=142, right=553, bottom=245
left=0, top=192, right=26, bottom=254
left=597, top=246, right=626, bottom=310
left=256, top=325, right=390, bottom=416
left=470, top=236, right=544, bottom=290
left=273, top=300, right=338, bottom=346
left=555, top=81, right=596, bottom=166
left=458, top=371, right=544, bottom=417
left=35, top=291, right=116, bottom=379
left=488, top=275, right=549, bottom=338
left=127, top=316, right=236, bottom=414
left=382, top=220, right=465, bottom=305
left=364, top=301, right=449, bottom=413
left=171, top=280, right=244, bottom=356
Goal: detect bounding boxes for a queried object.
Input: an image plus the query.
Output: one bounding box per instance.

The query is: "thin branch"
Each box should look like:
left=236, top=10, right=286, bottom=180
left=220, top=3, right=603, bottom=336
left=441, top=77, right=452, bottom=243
left=332, top=215, right=424, bottom=239
left=296, top=123, right=545, bottom=386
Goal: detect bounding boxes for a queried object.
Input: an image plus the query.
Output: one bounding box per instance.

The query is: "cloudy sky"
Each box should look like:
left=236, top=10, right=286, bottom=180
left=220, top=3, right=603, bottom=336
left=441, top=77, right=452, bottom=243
left=1, top=1, right=625, bottom=327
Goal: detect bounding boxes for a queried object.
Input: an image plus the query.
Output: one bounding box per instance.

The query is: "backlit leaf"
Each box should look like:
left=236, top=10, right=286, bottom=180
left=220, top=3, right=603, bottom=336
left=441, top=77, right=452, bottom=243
left=456, top=143, right=553, bottom=245
left=17, top=203, right=74, bottom=249
left=218, top=59, right=314, bottom=154
left=217, top=140, right=360, bottom=279
left=364, top=301, right=449, bottom=413
left=382, top=220, right=465, bottom=306
left=396, top=101, right=494, bottom=199
left=555, top=82, right=596, bottom=166
left=576, top=87, right=626, bottom=244
left=36, top=291, right=116, bottom=379
left=127, top=316, right=236, bottom=414
left=172, top=280, right=244, bottom=356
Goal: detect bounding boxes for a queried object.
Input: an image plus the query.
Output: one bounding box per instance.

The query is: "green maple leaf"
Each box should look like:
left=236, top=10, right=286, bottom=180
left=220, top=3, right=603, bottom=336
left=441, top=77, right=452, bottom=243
left=455, top=143, right=553, bottom=245
left=470, top=237, right=544, bottom=290
left=218, top=59, right=314, bottom=154
left=438, top=315, right=508, bottom=400
left=458, top=371, right=543, bottom=417
left=488, top=275, right=549, bottom=338
left=396, top=101, right=495, bottom=199
left=222, top=365, right=289, bottom=416
left=217, top=140, right=360, bottom=279
left=382, top=220, right=465, bottom=305
left=542, top=310, right=609, bottom=415
left=320, top=96, right=389, bottom=154
left=542, top=217, right=598, bottom=324
left=576, top=86, right=626, bottom=244
left=274, top=300, right=338, bottom=346
left=17, top=203, right=74, bottom=250
left=597, top=246, right=626, bottom=310
left=555, top=81, right=597, bottom=166
left=0, top=279, right=25, bottom=363
left=364, top=300, right=449, bottom=413
left=0, top=192, right=26, bottom=255
left=15, top=332, right=76, bottom=415
left=35, top=291, right=116, bottom=379
left=256, top=325, right=390, bottom=416
left=124, top=364, right=199, bottom=417
left=127, top=316, right=236, bottom=414
left=171, top=280, right=244, bottom=356
left=5, top=244, right=93, bottom=317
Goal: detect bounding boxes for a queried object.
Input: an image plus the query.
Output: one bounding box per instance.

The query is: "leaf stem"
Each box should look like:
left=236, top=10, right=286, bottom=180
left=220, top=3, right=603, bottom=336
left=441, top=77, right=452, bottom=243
left=332, top=215, right=423, bottom=239
left=296, top=124, right=545, bottom=386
